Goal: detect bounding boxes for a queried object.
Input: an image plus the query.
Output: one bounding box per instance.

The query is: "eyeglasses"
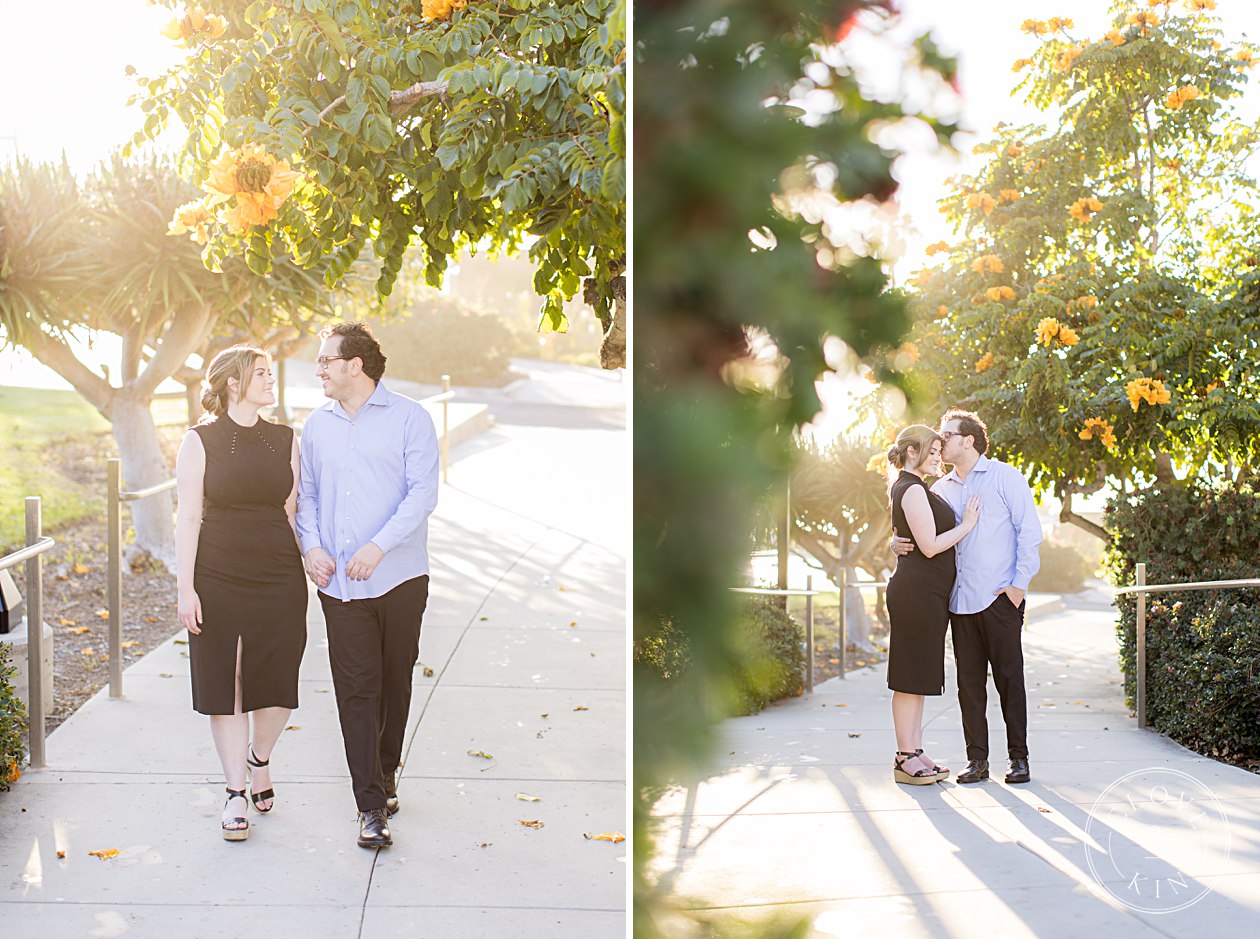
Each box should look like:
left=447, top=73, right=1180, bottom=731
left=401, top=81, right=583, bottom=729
left=940, top=430, right=967, bottom=440
left=316, top=355, right=350, bottom=367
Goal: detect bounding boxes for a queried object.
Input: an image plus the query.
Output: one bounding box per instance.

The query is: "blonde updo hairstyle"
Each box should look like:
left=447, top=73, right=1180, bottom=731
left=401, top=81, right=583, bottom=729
left=887, top=424, right=942, bottom=473
left=199, top=345, right=270, bottom=421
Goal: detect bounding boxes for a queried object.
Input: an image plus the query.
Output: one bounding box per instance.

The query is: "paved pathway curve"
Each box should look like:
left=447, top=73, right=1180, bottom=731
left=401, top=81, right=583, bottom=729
left=1, top=365, right=627, bottom=937
left=650, top=588, right=1260, bottom=938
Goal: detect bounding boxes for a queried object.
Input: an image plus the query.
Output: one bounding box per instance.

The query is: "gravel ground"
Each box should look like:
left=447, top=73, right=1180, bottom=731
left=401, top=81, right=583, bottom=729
left=6, top=426, right=184, bottom=736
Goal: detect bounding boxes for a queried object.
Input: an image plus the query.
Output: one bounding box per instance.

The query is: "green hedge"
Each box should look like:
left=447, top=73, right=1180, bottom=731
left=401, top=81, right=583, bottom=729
left=1103, top=484, right=1260, bottom=763
left=634, top=596, right=805, bottom=717
left=0, top=641, right=26, bottom=791
left=368, top=297, right=525, bottom=387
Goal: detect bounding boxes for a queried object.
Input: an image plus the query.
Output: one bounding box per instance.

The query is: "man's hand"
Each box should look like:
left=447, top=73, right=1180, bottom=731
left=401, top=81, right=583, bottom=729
left=891, top=535, right=915, bottom=557
left=304, top=546, right=336, bottom=588
left=346, top=542, right=384, bottom=582
left=995, top=585, right=1026, bottom=607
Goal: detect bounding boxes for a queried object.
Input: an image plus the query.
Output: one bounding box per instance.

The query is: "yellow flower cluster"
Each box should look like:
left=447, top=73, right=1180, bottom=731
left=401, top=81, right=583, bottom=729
left=1006, top=143, right=1024, bottom=158
left=160, top=8, right=228, bottom=45
left=1106, top=29, right=1126, bottom=47
left=1069, top=196, right=1104, bottom=223
left=167, top=199, right=216, bottom=244
left=913, top=269, right=936, bottom=287
left=966, top=192, right=997, bottom=215
left=1165, top=85, right=1201, bottom=109
left=999, top=188, right=1022, bottom=203
left=1012, top=58, right=1034, bottom=72
left=1036, top=317, right=1079, bottom=346
left=1127, top=11, right=1160, bottom=32
left=1066, top=295, right=1098, bottom=314
left=866, top=453, right=888, bottom=474
left=1079, top=418, right=1117, bottom=449
left=170, top=144, right=301, bottom=240
left=1048, top=17, right=1075, bottom=30
left=986, top=285, right=1017, bottom=302
left=1127, top=377, right=1172, bottom=411
left=1056, top=44, right=1085, bottom=71
left=925, top=241, right=951, bottom=256
left=422, top=0, right=469, bottom=22
left=1186, top=0, right=1216, bottom=10
left=1233, top=49, right=1256, bottom=68
left=3, top=760, right=19, bottom=785
left=898, top=343, right=921, bottom=365
left=971, top=254, right=1005, bottom=274
left=975, top=352, right=995, bottom=373
left=936, top=304, right=950, bottom=318
left=1020, top=19, right=1051, bottom=36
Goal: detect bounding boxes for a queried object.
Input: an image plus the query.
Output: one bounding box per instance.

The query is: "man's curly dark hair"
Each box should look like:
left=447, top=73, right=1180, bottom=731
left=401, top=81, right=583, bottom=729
left=321, top=322, right=387, bottom=381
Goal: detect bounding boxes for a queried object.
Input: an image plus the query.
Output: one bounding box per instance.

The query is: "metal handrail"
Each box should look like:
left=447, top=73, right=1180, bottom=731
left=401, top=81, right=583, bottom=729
left=732, top=578, right=820, bottom=692
left=0, top=536, right=55, bottom=570
left=107, top=460, right=177, bottom=698
left=0, top=498, right=55, bottom=769
left=1114, top=563, right=1260, bottom=729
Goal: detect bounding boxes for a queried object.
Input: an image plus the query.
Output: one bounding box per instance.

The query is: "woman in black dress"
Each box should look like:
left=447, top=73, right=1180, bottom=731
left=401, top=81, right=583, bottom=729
left=885, top=424, right=980, bottom=786
left=175, top=346, right=308, bottom=840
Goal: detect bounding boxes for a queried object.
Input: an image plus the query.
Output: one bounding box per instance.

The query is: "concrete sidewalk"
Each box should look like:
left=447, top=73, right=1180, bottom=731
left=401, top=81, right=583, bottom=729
left=649, top=589, right=1260, bottom=937
left=1, top=378, right=627, bottom=936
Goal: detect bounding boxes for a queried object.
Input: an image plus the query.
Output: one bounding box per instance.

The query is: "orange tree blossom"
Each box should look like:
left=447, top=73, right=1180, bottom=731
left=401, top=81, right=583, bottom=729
left=897, top=0, right=1260, bottom=538
left=134, top=0, right=626, bottom=366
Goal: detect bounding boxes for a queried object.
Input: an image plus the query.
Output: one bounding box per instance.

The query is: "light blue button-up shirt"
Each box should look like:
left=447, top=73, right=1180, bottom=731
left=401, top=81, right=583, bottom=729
left=296, top=381, right=439, bottom=601
left=931, top=455, right=1042, bottom=616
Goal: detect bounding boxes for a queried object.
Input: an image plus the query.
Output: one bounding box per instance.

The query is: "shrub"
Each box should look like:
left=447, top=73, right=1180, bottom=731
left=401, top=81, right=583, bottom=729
left=731, top=596, right=805, bottom=715
left=634, top=597, right=805, bottom=718
left=367, top=296, right=526, bottom=387
left=0, top=641, right=27, bottom=791
left=1103, top=483, right=1260, bottom=764
left=1029, top=540, right=1091, bottom=594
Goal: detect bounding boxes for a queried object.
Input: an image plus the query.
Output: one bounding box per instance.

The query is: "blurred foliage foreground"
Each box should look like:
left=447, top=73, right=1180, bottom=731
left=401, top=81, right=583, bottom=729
left=633, top=1, right=959, bottom=935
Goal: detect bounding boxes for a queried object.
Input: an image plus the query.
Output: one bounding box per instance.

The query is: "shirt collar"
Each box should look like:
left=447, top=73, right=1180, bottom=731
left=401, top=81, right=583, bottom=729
left=942, top=453, right=990, bottom=484
left=327, top=380, right=391, bottom=421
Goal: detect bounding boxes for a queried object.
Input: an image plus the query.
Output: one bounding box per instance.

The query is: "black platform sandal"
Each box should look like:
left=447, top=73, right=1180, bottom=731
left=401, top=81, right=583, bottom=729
left=246, top=747, right=275, bottom=813
left=223, top=788, right=249, bottom=841
left=894, top=750, right=944, bottom=786
left=914, top=748, right=950, bottom=779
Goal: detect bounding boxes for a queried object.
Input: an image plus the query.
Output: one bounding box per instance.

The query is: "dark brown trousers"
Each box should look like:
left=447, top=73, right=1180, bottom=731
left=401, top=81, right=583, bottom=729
left=319, top=575, right=429, bottom=811
left=951, top=593, right=1028, bottom=761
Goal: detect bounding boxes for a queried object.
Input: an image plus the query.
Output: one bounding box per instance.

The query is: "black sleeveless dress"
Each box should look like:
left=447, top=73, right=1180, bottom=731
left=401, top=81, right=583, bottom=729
left=885, top=471, right=957, bottom=695
left=188, top=415, right=307, bottom=715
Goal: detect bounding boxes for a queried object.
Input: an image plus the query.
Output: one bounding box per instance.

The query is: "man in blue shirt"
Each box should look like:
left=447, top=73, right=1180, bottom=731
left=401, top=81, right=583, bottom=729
left=296, top=323, right=439, bottom=848
left=894, top=408, right=1042, bottom=785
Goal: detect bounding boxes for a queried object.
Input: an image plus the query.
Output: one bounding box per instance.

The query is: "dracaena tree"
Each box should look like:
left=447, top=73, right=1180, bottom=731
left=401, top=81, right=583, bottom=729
left=133, top=0, right=627, bottom=366
left=902, top=0, right=1260, bottom=537
left=0, top=155, right=332, bottom=566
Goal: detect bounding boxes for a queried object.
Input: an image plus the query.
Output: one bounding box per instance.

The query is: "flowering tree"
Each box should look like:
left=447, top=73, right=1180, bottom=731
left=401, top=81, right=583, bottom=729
left=0, top=156, right=330, bottom=565
left=903, top=0, right=1260, bottom=537
left=135, top=0, right=627, bottom=366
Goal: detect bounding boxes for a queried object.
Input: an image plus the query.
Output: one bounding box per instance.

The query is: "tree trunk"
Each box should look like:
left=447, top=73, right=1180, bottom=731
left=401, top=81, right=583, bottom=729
left=790, top=526, right=879, bottom=655
left=601, top=278, right=627, bottom=369
left=107, top=393, right=177, bottom=570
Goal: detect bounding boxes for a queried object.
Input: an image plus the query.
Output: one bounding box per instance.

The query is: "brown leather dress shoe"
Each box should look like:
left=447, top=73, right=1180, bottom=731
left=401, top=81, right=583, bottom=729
left=956, top=759, right=989, bottom=784
left=1005, top=758, right=1030, bottom=784
left=358, top=808, right=393, bottom=848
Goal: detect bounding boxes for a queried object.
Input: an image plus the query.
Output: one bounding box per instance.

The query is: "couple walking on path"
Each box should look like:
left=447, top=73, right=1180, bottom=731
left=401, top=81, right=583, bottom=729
left=175, top=323, right=437, bottom=848
left=884, top=408, right=1042, bottom=788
